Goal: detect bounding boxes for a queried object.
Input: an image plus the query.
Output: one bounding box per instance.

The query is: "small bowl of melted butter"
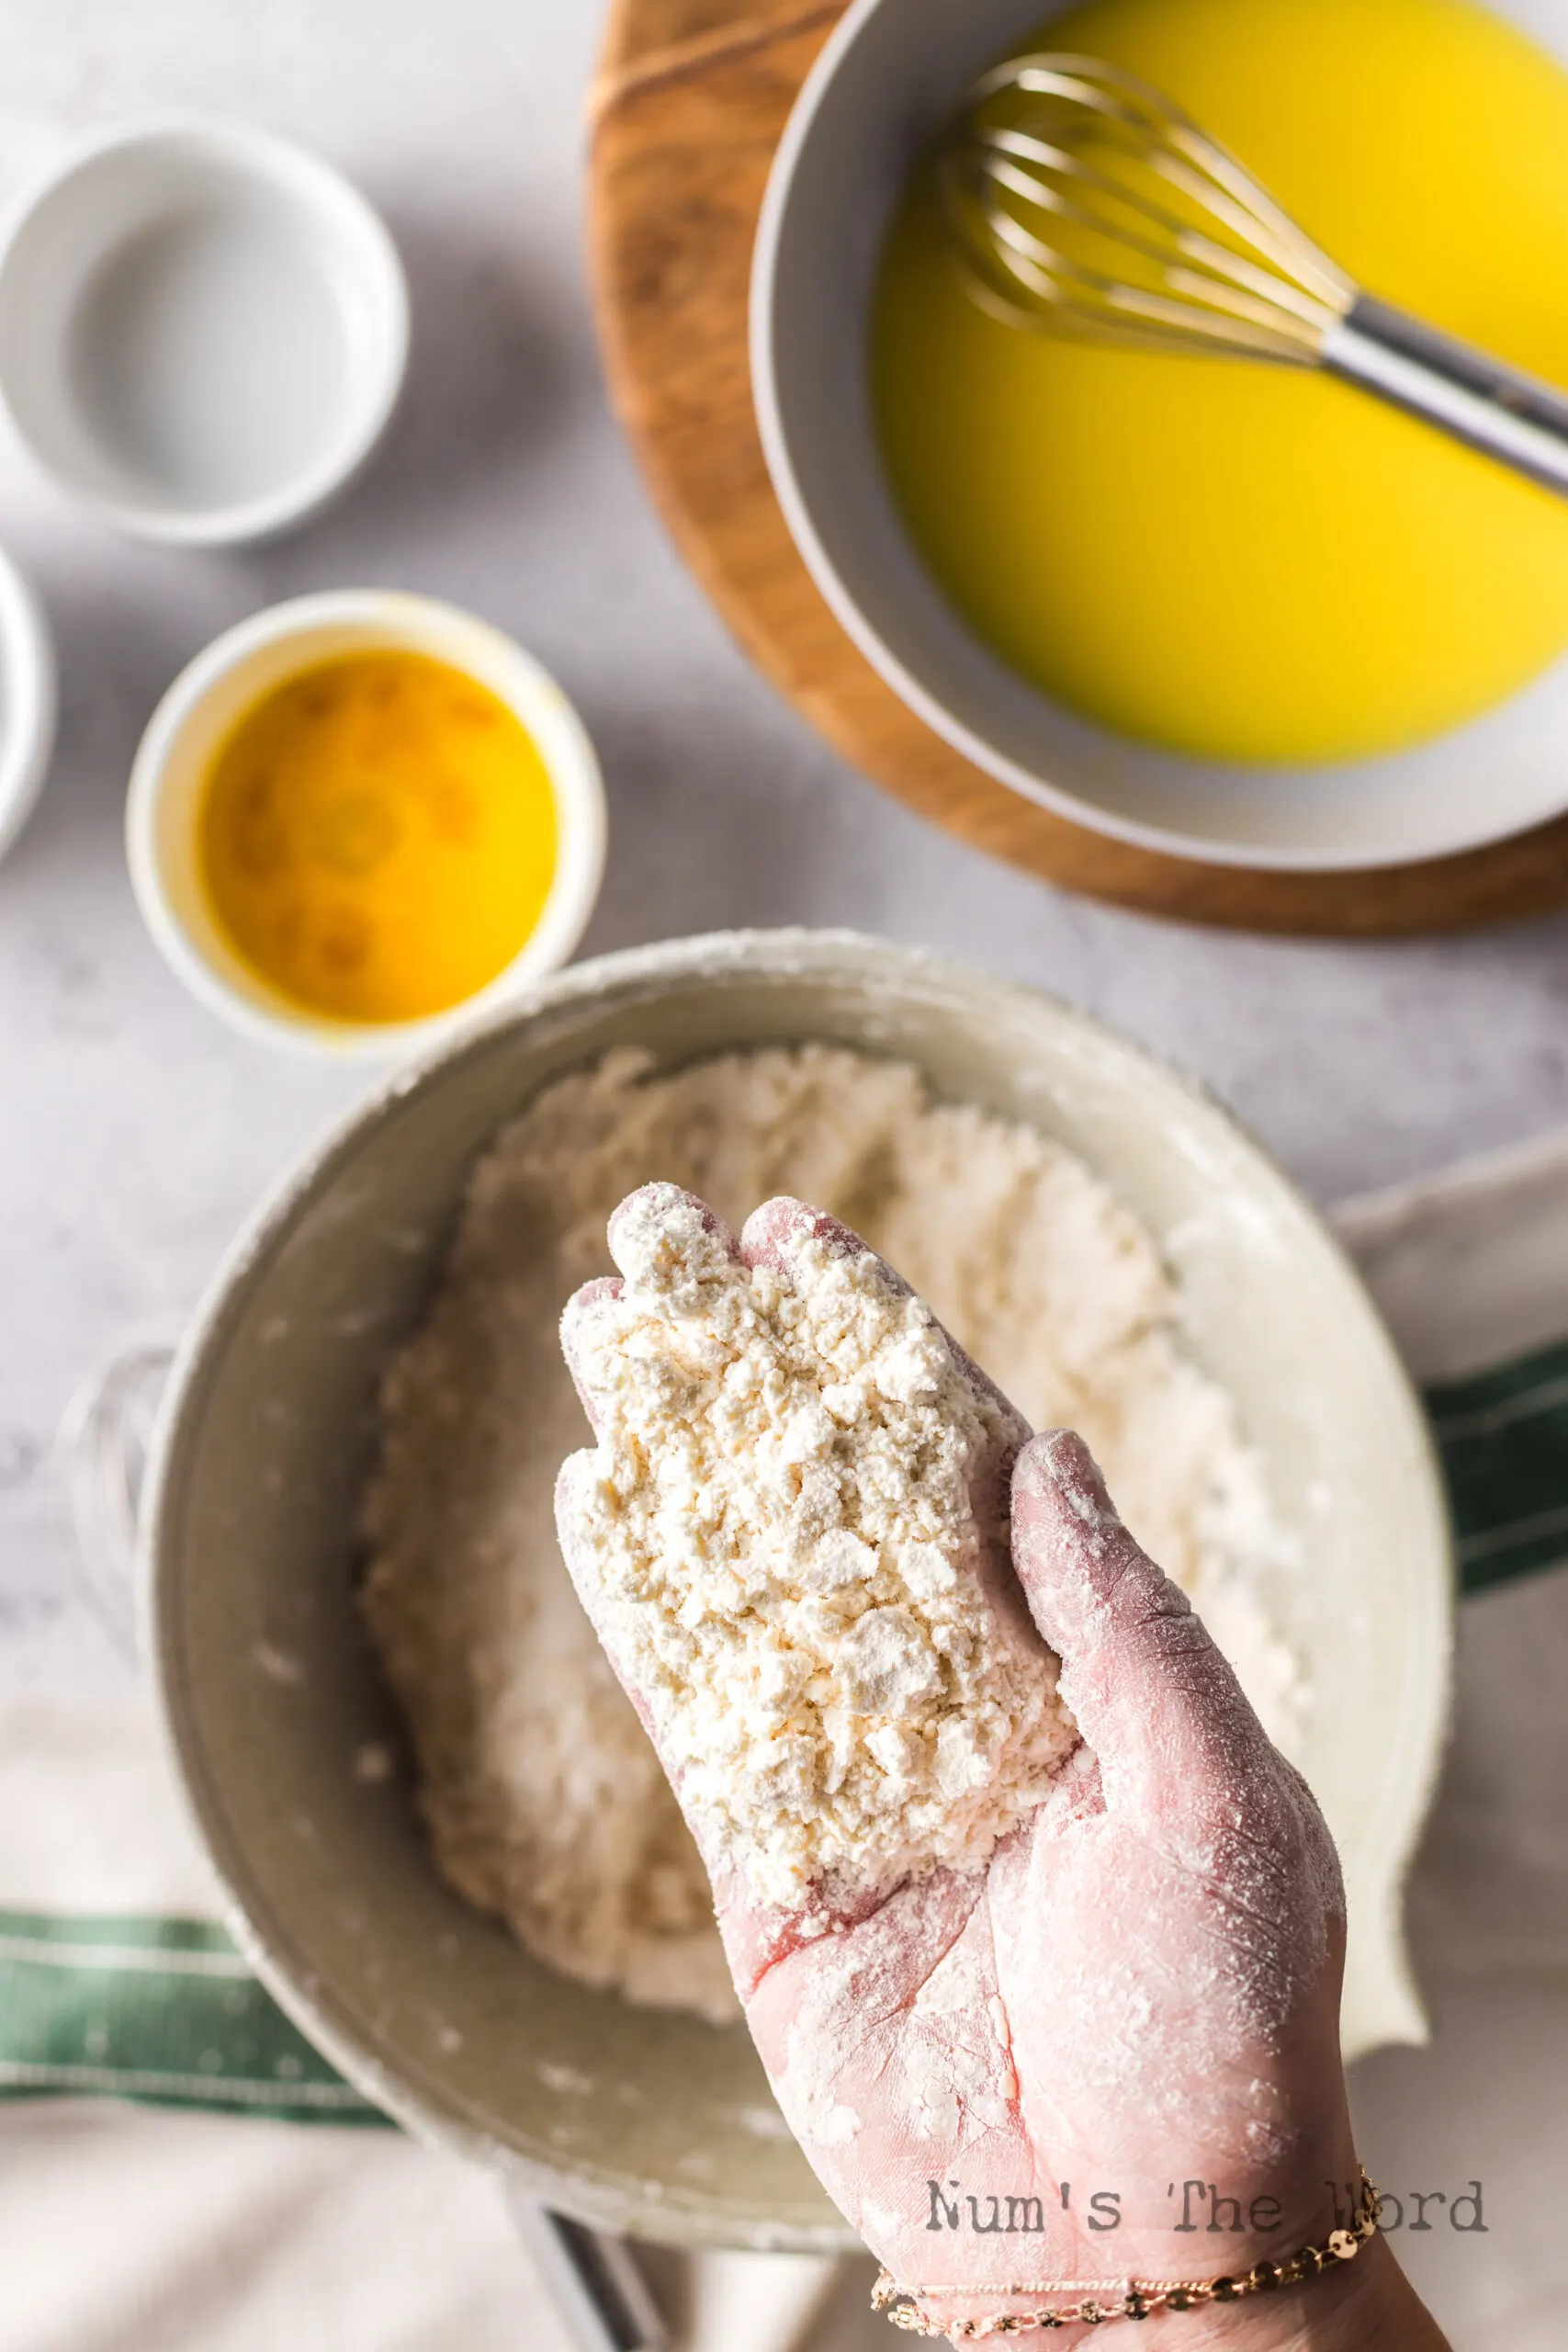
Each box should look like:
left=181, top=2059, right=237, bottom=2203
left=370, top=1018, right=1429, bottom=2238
left=127, top=591, right=605, bottom=1056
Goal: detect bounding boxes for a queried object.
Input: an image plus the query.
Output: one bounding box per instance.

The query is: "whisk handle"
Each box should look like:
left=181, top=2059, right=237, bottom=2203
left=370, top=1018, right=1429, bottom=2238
left=1323, top=295, right=1568, bottom=499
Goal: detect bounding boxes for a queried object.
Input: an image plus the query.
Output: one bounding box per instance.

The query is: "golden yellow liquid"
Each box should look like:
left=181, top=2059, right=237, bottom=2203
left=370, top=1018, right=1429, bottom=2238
left=199, top=650, right=558, bottom=1023
left=873, top=0, right=1568, bottom=765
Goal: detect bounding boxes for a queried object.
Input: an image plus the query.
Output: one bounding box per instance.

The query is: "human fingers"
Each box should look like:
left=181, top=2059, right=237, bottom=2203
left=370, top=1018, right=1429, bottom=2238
left=554, top=1183, right=742, bottom=1723
left=741, top=1195, right=1045, bottom=1678
left=1010, top=1430, right=1295, bottom=1859
left=558, top=1186, right=825, bottom=1970
left=558, top=1186, right=1071, bottom=1966
left=553, top=1442, right=786, bottom=1984
left=739, top=1192, right=869, bottom=1275
left=558, top=1274, right=621, bottom=1432
left=558, top=1182, right=744, bottom=1426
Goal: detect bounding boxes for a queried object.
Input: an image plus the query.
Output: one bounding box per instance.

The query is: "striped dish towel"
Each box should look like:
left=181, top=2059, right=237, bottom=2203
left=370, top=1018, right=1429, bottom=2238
left=0, top=1696, right=378, bottom=2127
left=1429, top=1342, right=1568, bottom=1595
left=0, top=1910, right=377, bottom=2125
left=1338, top=1125, right=1568, bottom=1597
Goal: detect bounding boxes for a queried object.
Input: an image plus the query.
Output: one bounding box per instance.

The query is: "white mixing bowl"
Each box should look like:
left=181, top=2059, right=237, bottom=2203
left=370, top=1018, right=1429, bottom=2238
left=141, top=931, right=1451, bottom=2245
left=751, top=0, right=1568, bottom=870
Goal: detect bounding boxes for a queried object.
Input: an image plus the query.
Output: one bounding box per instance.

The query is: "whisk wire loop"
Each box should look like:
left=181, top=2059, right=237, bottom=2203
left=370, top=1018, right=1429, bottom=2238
left=977, top=132, right=1337, bottom=334
left=942, top=53, right=1354, bottom=362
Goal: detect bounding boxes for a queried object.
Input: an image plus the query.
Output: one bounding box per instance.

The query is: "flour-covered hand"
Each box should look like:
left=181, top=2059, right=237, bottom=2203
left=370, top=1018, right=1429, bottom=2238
left=557, top=1188, right=1444, bottom=2347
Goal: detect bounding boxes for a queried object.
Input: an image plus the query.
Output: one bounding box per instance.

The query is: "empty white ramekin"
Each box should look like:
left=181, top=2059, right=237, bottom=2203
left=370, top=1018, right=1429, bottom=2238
left=0, top=119, right=408, bottom=545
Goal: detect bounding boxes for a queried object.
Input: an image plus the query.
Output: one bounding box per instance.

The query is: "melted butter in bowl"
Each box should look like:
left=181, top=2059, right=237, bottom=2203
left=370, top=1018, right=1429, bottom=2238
left=754, top=0, right=1568, bottom=863
left=873, top=0, right=1568, bottom=769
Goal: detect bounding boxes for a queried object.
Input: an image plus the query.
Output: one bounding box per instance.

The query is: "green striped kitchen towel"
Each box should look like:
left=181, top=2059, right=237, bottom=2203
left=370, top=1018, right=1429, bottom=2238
left=1428, top=1337, right=1568, bottom=1595
left=0, top=1909, right=386, bottom=2126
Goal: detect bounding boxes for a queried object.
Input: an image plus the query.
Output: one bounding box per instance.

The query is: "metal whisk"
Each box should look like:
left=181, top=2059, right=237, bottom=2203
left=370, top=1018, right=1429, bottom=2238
left=939, top=52, right=1568, bottom=498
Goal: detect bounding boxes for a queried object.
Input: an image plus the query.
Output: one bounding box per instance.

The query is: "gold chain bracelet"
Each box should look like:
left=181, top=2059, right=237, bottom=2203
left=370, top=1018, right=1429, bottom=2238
left=871, top=2169, right=1380, bottom=2336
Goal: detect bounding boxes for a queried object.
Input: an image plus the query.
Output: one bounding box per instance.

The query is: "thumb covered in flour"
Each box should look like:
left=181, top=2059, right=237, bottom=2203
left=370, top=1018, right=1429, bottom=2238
left=1010, top=1430, right=1282, bottom=1845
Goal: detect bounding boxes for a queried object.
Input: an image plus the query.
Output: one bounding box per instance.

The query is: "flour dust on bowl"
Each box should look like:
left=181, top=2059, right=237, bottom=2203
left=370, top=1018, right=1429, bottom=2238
left=141, top=932, right=1451, bottom=2246
left=752, top=0, right=1568, bottom=867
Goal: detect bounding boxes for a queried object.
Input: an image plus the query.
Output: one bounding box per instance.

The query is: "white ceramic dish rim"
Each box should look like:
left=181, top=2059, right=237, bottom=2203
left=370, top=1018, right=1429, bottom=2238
left=0, top=115, right=409, bottom=546
left=750, top=0, right=1568, bottom=873
left=139, top=930, right=1453, bottom=2242
left=0, top=541, right=57, bottom=863
left=125, top=589, right=607, bottom=1060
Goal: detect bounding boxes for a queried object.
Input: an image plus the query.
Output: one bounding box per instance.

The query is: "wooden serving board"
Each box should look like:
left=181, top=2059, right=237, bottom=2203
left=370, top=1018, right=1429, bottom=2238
left=588, top=0, right=1568, bottom=934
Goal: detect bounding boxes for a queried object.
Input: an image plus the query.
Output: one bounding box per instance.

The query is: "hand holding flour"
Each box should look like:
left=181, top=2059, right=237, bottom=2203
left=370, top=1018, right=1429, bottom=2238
left=557, top=1188, right=1445, bottom=2346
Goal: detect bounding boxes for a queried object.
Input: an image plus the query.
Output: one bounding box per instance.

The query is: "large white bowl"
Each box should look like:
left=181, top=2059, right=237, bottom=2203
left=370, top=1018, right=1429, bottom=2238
left=142, top=931, right=1452, bottom=2246
left=751, top=0, right=1568, bottom=870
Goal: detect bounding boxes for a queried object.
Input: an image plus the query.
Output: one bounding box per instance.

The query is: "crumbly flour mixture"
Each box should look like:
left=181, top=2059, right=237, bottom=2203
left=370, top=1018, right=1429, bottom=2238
left=557, top=1185, right=1077, bottom=1910
left=362, top=1045, right=1297, bottom=2026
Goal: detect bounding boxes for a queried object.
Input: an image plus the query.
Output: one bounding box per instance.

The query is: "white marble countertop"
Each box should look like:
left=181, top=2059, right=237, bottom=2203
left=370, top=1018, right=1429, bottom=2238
left=3, top=4, right=1567, bottom=1668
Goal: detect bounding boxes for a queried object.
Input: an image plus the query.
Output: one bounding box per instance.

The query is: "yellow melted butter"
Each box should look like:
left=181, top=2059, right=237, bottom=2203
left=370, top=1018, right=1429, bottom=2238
left=873, top=0, right=1568, bottom=766
left=199, top=650, right=558, bottom=1024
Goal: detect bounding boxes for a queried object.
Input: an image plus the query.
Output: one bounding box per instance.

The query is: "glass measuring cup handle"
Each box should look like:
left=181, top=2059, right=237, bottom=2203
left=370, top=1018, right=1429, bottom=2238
left=52, top=1340, right=176, bottom=1660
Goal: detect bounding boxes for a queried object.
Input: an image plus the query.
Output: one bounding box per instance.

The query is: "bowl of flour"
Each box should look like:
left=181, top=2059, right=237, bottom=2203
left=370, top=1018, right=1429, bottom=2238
left=142, top=930, right=1451, bottom=2248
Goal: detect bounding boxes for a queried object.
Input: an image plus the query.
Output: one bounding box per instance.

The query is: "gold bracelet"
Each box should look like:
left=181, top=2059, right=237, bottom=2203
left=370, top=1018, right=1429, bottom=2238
left=871, top=2168, right=1380, bottom=2336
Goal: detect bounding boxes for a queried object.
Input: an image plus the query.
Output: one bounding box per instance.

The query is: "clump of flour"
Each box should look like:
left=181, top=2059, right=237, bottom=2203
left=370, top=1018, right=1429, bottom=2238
left=557, top=1187, right=1077, bottom=1910
left=361, top=1045, right=1298, bottom=2025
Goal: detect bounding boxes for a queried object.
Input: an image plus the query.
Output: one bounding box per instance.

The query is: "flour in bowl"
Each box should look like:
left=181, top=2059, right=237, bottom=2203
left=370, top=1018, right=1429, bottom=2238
left=361, top=1046, right=1298, bottom=2025
left=557, top=1186, right=1077, bottom=1910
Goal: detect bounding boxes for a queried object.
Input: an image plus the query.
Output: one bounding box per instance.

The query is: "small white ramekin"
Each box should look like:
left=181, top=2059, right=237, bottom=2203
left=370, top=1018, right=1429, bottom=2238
left=126, top=592, right=606, bottom=1058
left=0, top=542, right=57, bottom=862
left=0, top=119, right=408, bottom=546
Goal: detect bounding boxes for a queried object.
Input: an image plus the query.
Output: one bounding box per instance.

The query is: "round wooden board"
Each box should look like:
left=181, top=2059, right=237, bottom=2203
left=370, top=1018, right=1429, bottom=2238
left=588, top=0, right=1568, bottom=934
